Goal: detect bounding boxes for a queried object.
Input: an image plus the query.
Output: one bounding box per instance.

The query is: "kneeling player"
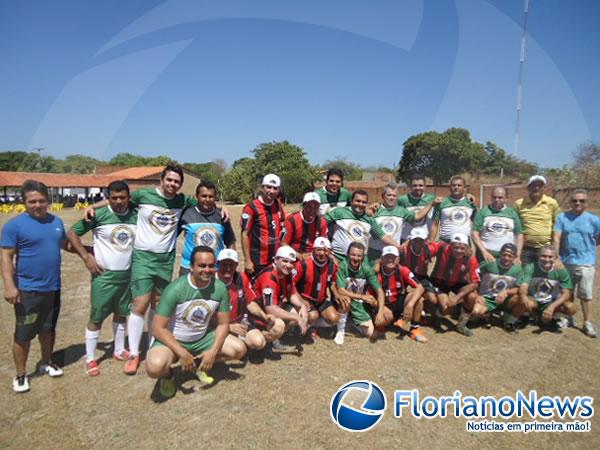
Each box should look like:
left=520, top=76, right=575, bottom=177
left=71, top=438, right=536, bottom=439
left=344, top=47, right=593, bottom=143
left=216, top=249, right=284, bottom=351
left=146, top=246, right=245, bottom=398
left=336, top=242, right=389, bottom=340
left=471, top=243, right=524, bottom=333
left=378, top=246, right=427, bottom=343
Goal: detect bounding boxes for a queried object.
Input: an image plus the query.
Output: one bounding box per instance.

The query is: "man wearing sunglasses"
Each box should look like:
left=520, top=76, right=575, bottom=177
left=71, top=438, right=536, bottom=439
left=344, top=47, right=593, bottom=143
left=554, top=189, right=600, bottom=337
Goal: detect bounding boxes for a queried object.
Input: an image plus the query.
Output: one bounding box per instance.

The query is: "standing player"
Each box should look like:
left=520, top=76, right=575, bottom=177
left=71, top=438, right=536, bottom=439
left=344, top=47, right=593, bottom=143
left=179, top=181, right=236, bottom=276
left=430, top=176, right=477, bottom=243
left=472, top=186, right=523, bottom=263
left=146, top=246, right=245, bottom=399
left=241, top=174, right=286, bottom=276
left=283, top=192, right=327, bottom=258
left=398, top=174, right=437, bottom=241
left=68, top=181, right=137, bottom=376
left=1, top=180, right=67, bottom=392
left=316, top=168, right=352, bottom=215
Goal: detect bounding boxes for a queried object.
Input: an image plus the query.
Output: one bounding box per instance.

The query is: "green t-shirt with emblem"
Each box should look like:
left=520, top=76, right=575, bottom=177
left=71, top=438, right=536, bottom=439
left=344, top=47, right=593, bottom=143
left=316, top=186, right=352, bottom=215
left=397, top=193, right=435, bottom=241
left=473, top=206, right=522, bottom=253
left=478, top=259, right=524, bottom=299
left=370, top=205, right=416, bottom=253
left=433, top=196, right=477, bottom=241
left=336, top=259, right=382, bottom=297
left=325, top=207, right=385, bottom=258
left=522, top=263, right=572, bottom=304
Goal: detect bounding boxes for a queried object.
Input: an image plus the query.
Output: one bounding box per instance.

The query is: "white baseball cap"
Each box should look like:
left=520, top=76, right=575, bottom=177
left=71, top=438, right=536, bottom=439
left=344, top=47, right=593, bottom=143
left=302, top=192, right=321, bottom=204
left=275, top=245, right=297, bottom=261
left=217, top=249, right=239, bottom=263
left=313, top=237, right=331, bottom=249
left=382, top=246, right=399, bottom=257
left=450, top=232, right=469, bottom=245
left=408, top=228, right=428, bottom=241
left=527, top=175, right=547, bottom=186
left=262, top=173, right=281, bottom=188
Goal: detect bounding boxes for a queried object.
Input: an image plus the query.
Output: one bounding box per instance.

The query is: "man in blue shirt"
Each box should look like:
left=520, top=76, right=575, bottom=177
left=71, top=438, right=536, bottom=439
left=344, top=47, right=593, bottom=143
left=554, top=189, right=600, bottom=337
left=1, top=180, right=67, bottom=393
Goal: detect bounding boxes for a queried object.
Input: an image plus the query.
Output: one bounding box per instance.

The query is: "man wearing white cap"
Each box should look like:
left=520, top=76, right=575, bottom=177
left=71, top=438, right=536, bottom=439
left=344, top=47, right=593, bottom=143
left=241, top=174, right=286, bottom=275
left=250, top=246, right=308, bottom=337
left=429, top=232, right=481, bottom=336
left=283, top=192, right=328, bottom=258
left=515, top=175, right=560, bottom=265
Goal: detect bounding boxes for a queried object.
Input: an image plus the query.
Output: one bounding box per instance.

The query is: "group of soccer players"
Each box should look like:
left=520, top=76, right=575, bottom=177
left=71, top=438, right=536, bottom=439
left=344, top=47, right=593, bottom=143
left=3, top=164, right=599, bottom=397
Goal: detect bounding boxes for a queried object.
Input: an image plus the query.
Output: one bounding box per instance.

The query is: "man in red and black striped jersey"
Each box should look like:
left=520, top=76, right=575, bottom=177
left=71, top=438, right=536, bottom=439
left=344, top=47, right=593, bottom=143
left=216, top=249, right=284, bottom=352
left=378, top=246, right=427, bottom=343
left=241, top=174, right=286, bottom=275
left=250, top=246, right=308, bottom=336
left=283, top=192, right=328, bottom=258
left=293, top=237, right=343, bottom=329
left=429, top=233, right=481, bottom=336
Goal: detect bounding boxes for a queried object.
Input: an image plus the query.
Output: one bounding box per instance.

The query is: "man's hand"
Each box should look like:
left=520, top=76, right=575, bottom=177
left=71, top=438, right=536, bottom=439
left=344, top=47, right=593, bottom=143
left=466, top=193, right=477, bottom=204
left=336, top=294, right=351, bottom=311
left=199, top=349, right=218, bottom=371
left=4, top=286, right=20, bottom=304
left=542, top=307, right=554, bottom=323
left=514, top=257, right=522, bottom=266
left=229, top=323, right=248, bottom=337
left=220, top=206, right=231, bottom=223
left=482, top=249, right=496, bottom=263
left=265, top=314, right=277, bottom=328
left=374, top=311, right=386, bottom=327
left=432, top=196, right=443, bottom=206
left=364, top=295, right=378, bottom=307
left=177, top=349, right=196, bottom=372
left=296, top=315, right=308, bottom=335
left=244, top=259, right=255, bottom=275
left=496, top=291, right=508, bottom=305
left=83, top=206, right=95, bottom=222
left=85, top=254, right=105, bottom=276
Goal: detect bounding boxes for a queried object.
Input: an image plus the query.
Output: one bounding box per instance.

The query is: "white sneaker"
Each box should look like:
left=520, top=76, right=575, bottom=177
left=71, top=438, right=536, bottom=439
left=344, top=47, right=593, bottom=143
left=13, top=375, right=30, bottom=393
left=584, top=321, right=597, bottom=338
left=555, top=317, right=569, bottom=330
left=38, top=363, right=64, bottom=377
left=334, top=331, right=345, bottom=345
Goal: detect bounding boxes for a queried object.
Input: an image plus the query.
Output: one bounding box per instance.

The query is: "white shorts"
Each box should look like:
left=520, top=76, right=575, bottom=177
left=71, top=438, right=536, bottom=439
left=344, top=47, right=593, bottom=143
left=565, top=264, right=595, bottom=301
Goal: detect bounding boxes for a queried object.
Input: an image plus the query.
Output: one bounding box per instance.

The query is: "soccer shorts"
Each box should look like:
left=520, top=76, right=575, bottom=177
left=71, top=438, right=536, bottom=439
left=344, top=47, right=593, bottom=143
left=14, top=291, right=61, bottom=341
left=350, top=301, right=373, bottom=326
left=131, top=249, right=175, bottom=298
left=90, top=270, right=132, bottom=323
left=153, top=330, right=215, bottom=356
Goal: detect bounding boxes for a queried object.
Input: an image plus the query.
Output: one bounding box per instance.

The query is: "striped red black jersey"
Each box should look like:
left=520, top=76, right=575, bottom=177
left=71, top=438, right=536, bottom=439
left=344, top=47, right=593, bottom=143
left=283, top=211, right=328, bottom=253
left=378, top=266, right=419, bottom=303
left=293, top=256, right=338, bottom=303
left=430, top=243, right=481, bottom=287
left=251, top=266, right=297, bottom=307
left=241, top=197, right=286, bottom=267
left=398, top=241, right=444, bottom=277
left=218, top=271, right=256, bottom=323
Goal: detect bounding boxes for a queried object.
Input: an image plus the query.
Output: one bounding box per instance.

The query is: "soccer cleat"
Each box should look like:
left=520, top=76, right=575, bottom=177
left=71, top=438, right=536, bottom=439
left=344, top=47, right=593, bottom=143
left=123, top=355, right=140, bottom=375
left=584, top=321, right=597, bottom=338
left=393, top=318, right=411, bottom=332
left=197, top=370, right=215, bottom=385
left=86, top=360, right=100, bottom=377
left=158, top=375, right=176, bottom=399
left=409, top=327, right=428, bottom=343
left=333, top=331, right=345, bottom=345
left=38, top=363, right=63, bottom=377
left=504, top=322, right=517, bottom=335
left=112, top=350, right=130, bottom=361
left=555, top=317, right=569, bottom=330
left=13, top=375, right=30, bottom=393
left=455, top=324, right=473, bottom=337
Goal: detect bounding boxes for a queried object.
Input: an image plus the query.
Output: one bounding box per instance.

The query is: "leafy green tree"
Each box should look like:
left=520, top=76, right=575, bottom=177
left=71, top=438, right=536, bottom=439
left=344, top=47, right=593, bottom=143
left=221, top=157, right=257, bottom=203
left=572, top=142, right=600, bottom=188
left=60, top=154, right=103, bottom=173
left=108, top=153, right=149, bottom=166
left=0, top=151, right=32, bottom=171
left=480, top=142, right=537, bottom=180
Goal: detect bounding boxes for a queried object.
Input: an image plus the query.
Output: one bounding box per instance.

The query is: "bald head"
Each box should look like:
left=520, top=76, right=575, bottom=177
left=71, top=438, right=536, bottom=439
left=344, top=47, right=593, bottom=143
left=490, top=186, right=507, bottom=210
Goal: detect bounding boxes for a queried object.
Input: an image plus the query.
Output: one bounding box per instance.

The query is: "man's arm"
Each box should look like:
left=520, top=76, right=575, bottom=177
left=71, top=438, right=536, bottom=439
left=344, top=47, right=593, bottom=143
left=553, top=230, right=562, bottom=256
left=372, top=287, right=387, bottom=327
left=66, top=229, right=104, bottom=275
left=83, top=199, right=109, bottom=221
left=1, top=247, right=19, bottom=304
left=471, top=230, right=495, bottom=262
left=241, top=230, right=254, bottom=274
left=152, top=314, right=196, bottom=372
left=452, top=283, right=479, bottom=303
left=515, top=233, right=524, bottom=264
left=413, top=196, right=442, bottom=222
left=542, top=288, right=572, bottom=322
left=289, top=292, right=309, bottom=332
left=199, top=310, right=230, bottom=371
left=265, top=304, right=307, bottom=334
left=429, top=220, right=440, bottom=242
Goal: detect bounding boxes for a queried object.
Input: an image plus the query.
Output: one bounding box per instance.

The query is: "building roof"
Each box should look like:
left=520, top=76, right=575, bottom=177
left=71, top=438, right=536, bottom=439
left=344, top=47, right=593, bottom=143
left=0, top=171, right=115, bottom=188
left=105, top=166, right=164, bottom=179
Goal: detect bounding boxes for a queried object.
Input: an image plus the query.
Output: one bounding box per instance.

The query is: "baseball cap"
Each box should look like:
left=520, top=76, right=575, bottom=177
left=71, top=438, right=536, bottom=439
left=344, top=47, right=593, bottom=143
left=382, top=246, right=399, bottom=257
left=275, top=245, right=297, bottom=261
left=408, top=228, right=428, bottom=241
left=217, top=249, right=239, bottom=263
left=500, top=243, right=518, bottom=255
left=302, top=192, right=321, bottom=204
left=313, top=237, right=331, bottom=249
left=527, top=175, right=547, bottom=186
left=262, top=174, right=281, bottom=188
left=450, top=232, right=469, bottom=245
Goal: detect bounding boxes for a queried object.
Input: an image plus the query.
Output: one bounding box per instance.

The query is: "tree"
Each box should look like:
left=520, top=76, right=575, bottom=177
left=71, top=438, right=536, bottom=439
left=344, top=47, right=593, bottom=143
left=480, top=142, right=538, bottom=180
left=322, top=157, right=363, bottom=181
left=221, top=157, right=257, bottom=203
left=572, top=142, right=600, bottom=188
left=0, top=151, right=32, bottom=171
left=60, top=154, right=103, bottom=174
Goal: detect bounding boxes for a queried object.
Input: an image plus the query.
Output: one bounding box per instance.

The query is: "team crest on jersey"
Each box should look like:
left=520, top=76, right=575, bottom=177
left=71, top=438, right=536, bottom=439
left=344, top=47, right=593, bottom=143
left=349, top=221, right=369, bottom=241
left=480, top=274, right=516, bottom=297
left=380, top=218, right=399, bottom=235
left=182, top=299, right=214, bottom=326
left=110, top=225, right=135, bottom=251
left=485, top=217, right=510, bottom=236
left=194, top=227, right=218, bottom=249
left=449, top=207, right=470, bottom=225
left=348, top=277, right=366, bottom=294
left=149, top=209, right=177, bottom=235
left=530, top=277, right=561, bottom=303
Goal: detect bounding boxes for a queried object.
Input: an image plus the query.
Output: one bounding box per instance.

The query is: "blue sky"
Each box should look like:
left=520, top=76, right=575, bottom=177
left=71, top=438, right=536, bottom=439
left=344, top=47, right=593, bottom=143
left=1, top=0, right=598, bottom=168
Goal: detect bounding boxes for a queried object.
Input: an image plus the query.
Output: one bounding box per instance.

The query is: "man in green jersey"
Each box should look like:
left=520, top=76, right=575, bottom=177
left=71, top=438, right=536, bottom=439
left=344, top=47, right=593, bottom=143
left=470, top=243, right=524, bottom=333
left=146, top=246, right=245, bottom=399
left=68, top=181, right=137, bottom=376
left=430, top=175, right=477, bottom=243
left=472, top=186, right=523, bottom=264
left=510, top=245, right=575, bottom=332
left=316, top=168, right=353, bottom=215
left=398, top=174, right=437, bottom=242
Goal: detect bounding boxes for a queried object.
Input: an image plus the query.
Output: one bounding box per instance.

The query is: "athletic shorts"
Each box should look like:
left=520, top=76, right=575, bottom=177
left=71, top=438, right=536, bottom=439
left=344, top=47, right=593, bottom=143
left=307, top=299, right=335, bottom=314
left=90, top=270, right=132, bottom=323
left=152, top=330, right=215, bottom=356
left=14, top=290, right=61, bottom=342
left=483, top=295, right=500, bottom=313
left=434, top=282, right=468, bottom=295
left=565, top=264, right=595, bottom=301
left=529, top=297, right=555, bottom=315
left=130, top=249, right=175, bottom=298
left=350, top=301, right=373, bottom=326
left=415, top=276, right=436, bottom=293
left=386, top=297, right=406, bottom=320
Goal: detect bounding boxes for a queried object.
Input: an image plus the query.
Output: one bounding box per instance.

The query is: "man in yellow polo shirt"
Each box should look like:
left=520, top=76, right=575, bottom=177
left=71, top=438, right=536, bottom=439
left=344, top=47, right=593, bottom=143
left=515, top=175, right=560, bottom=265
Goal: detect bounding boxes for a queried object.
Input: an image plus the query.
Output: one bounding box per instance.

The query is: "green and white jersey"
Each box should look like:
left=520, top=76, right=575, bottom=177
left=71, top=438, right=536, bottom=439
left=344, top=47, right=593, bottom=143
left=473, top=206, right=522, bottom=253
left=336, top=259, right=381, bottom=299
left=316, top=186, right=352, bottom=215
left=522, top=263, right=572, bottom=304
left=71, top=206, right=137, bottom=271
left=398, top=193, right=435, bottom=241
left=433, top=196, right=476, bottom=241
left=131, top=188, right=195, bottom=254
left=325, top=207, right=385, bottom=258
left=478, top=259, right=524, bottom=299
left=370, top=205, right=416, bottom=252
left=156, top=275, right=230, bottom=342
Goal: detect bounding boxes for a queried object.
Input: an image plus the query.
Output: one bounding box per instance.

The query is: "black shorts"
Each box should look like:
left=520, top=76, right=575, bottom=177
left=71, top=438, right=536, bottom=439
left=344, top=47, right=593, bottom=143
left=308, top=299, right=335, bottom=314
left=434, top=282, right=468, bottom=295
left=14, top=290, right=61, bottom=342
left=416, top=276, right=436, bottom=294
left=386, top=297, right=406, bottom=319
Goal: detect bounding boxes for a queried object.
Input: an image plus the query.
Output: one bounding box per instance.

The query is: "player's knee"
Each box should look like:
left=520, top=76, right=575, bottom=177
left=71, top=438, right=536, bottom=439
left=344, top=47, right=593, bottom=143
left=322, top=308, right=339, bottom=325
left=145, top=350, right=170, bottom=378
left=245, top=330, right=267, bottom=350
left=308, top=310, right=319, bottom=325
left=225, top=337, right=247, bottom=360
left=266, top=319, right=285, bottom=341
left=563, top=302, right=577, bottom=316
left=361, top=322, right=374, bottom=337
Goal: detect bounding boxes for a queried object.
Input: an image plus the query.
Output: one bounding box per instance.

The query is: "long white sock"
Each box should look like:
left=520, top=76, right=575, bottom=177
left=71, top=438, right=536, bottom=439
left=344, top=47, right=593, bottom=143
left=147, top=309, right=156, bottom=346
left=112, top=322, right=126, bottom=354
left=85, top=329, right=100, bottom=363
left=337, top=313, right=347, bottom=333
left=127, top=313, right=145, bottom=357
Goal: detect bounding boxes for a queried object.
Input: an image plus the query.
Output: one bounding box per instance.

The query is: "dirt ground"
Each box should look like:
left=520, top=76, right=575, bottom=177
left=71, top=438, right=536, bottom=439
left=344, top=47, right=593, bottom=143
left=1, top=206, right=599, bottom=450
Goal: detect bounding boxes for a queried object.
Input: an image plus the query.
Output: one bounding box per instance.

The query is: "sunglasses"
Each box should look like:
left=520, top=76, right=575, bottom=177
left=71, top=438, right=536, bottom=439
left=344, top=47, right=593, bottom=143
left=571, top=199, right=586, bottom=204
